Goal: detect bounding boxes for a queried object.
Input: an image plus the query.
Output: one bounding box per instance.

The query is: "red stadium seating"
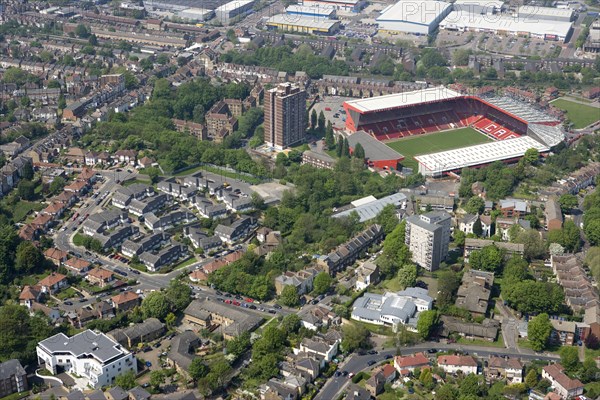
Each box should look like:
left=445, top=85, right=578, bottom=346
left=353, top=97, right=526, bottom=142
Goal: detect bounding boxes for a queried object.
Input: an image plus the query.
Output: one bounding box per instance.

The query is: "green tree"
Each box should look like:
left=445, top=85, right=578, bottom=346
left=353, top=143, right=365, bottom=159
left=469, top=245, right=502, bottom=273
left=75, top=24, right=90, bottom=38
left=88, top=34, right=98, bottom=45
left=189, top=358, right=209, bottom=381
left=420, top=368, right=434, bottom=389
left=16, top=241, right=43, bottom=273
left=548, top=220, right=581, bottom=252
left=341, top=323, right=370, bottom=352
left=585, top=219, right=600, bottom=245
left=318, top=110, right=326, bottom=132
left=165, top=312, right=176, bottom=329
left=165, top=280, right=192, bottom=312
left=58, top=93, right=66, bottom=110
left=459, top=374, right=483, bottom=397
left=503, top=256, right=529, bottom=283
left=115, top=371, right=136, bottom=390
left=524, top=369, right=538, bottom=389
left=464, top=196, right=485, bottom=214
left=279, top=285, right=299, bottom=307
left=436, top=384, right=458, bottom=400
left=397, top=263, right=417, bottom=289
left=417, top=310, right=438, bottom=339
left=559, top=346, right=581, bottom=374
left=312, top=272, right=332, bottom=295
left=310, top=109, right=318, bottom=129
left=523, top=148, right=539, bottom=165
left=437, top=270, right=461, bottom=307
left=280, top=314, right=301, bottom=335
left=453, top=230, right=466, bottom=247
left=376, top=204, right=399, bottom=235
left=515, top=229, right=546, bottom=260
left=528, top=313, right=553, bottom=351
left=49, top=176, right=66, bottom=195
left=473, top=218, right=483, bottom=237
left=558, top=194, right=578, bottom=213
left=149, top=370, right=165, bottom=389
left=21, top=162, right=33, bottom=180
left=325, top=121, right=335, bottom=149
left=141, top=291, right=170, bottom=320
left=17, top=180, right=35, bottom=200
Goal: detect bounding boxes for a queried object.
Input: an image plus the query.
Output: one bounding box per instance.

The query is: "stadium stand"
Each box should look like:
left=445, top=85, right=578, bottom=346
left=343, top=88, right=563, bottom=147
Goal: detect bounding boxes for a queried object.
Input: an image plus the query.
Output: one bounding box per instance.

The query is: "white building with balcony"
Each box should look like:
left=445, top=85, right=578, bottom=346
left=405, top=211, right=451, bottom=271
left=36, top=330, right=137, bottom=389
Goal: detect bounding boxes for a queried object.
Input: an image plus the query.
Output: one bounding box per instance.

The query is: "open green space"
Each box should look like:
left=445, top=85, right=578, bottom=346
left=551, top=99, right=600, bottom=129
left=386, top=128, right=493, bottom=170
left=12, top=200, right=44, bottom=222
left=457, top=332, right=505, bottom=348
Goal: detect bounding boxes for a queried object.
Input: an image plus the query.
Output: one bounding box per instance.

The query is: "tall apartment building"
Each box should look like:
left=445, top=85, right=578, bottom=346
left=264, top=83, right=307, bottom=150
left=405, top=211, right=451, bottom=271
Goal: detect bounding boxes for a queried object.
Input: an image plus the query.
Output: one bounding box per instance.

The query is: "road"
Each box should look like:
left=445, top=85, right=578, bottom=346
left=315, top=343, right=560, bottom=400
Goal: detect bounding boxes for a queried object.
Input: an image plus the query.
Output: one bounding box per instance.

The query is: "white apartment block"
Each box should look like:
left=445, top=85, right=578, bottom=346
left=37, top=330, right=137, bottom=389
left=405, top=211, right=451, bottom=271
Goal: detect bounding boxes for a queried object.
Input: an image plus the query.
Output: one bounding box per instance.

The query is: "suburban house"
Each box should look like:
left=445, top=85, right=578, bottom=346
left=463, top=239, right=524, bottom=260
left=183, top=299, right=263, bottom=340
left=64, top=257, right=92, bottom=275
left=394, top=352, right=430, bottom=375
left=293, top=331, right=342, bottom=363
left=318, top=224, right=383, bottom=276
left=542, top=364, right=584, bottom=399
left=43, top=248, right=68, bottom=266
left=485, top=356, right=523, bottom=384
left=499, top=199, right=529, bottom=217
left=86, top=268, right=114, bottom=288
left=166, top=331, right=201, bottom=377
left=545, top=197, right=563, bottom=231
left=274, top=266, right=322, bottom=296
left=19, top=285, right=43, bottom=309
left=440, top=316, right=499, bottom=342
left=354, top=261, right=380, bottom=291
left=108, top=318, right=165, bottom=348
left=38, top=273, right=68, bottom=294
left=455, top=269, right=494, bottom=318
left=297, top=305, right=340, bottom=331
left=36, top=330, right=137, bottom=389
left=437, top=355, right=479, bottom=375
left=111, top=291, right=141, bottom=312
left=214, top=216, right=257, bottom=244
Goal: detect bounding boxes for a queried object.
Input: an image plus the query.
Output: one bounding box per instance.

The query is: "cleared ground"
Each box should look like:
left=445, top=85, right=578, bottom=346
left=551, top=99, right=600, bottom=129
left=386, top=127, right=493, bottom=170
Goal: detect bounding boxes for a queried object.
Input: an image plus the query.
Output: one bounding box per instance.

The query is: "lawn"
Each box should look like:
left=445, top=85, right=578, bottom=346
left=174, top=164, right=263, bottom=184
left=386, top=128, right=493, bottom=170
left=551, top=99, right=600, bottom=129
left=12, top=200, right=44, bottom=222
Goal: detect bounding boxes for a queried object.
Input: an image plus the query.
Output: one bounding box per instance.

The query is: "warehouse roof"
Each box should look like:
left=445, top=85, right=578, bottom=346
left=266, top=14, right=340, bottom=30
left=377, top=0, right=451, bottom=25
left=286, top=4, right=336, bottom=15
left=415, top=136, right=549, bottom=174
left=333, top=192, right=407, bottom=222
left=517, top=5, right=573, bottom=19
left=344, top=87, right=461, bottom=113
left=215, top=0, right=254, bottom=11
left=440, top=11, right=572, bottom=38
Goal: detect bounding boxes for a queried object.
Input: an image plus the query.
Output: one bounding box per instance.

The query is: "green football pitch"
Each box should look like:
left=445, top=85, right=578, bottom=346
left=386, top=127, right=493, bottom=171
left=550, top=99, right=600, bottom=129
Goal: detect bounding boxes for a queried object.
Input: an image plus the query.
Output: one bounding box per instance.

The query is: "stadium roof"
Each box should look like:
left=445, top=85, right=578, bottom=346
left=266, top=14, right=340, bottom=29
left=485, top=96, right=560, bottom=124
left=440, top=11, right=572, bottom=38
left=415, top=136, right=549, bottom=174
left=344, top=87, right=461, bottom=113
left=346, top=130, right=405, bottom=161
left=376, top=0, right=452, bottom=25
left=333, top=192, right=407, bottom=222
left=517, top=5, right=573, bottom=19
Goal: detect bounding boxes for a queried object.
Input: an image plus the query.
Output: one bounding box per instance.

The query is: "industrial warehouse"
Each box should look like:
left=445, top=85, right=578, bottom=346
left=266, top=14, right=341, bottom=35
left=375, top=0, right=452, bottom=35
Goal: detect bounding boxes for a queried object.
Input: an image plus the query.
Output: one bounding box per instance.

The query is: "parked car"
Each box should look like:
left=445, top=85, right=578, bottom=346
left=273, top=304, right=282, bottom=309
left=63, top=301, right=73, bottom=306
left=145, top=361, right=152, bottom=367
left=367, top=360, right=376, bottom=366
left=268, top=309, right=277, bottom=314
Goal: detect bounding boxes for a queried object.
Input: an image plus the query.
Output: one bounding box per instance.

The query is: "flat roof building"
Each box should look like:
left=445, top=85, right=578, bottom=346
left=346, top=130, right=405, bottom=169
left=333, top=192, right=407, bottom=222
left=415, top=136, right=549, bottom=177
left=264, top=83, right=307, bottom=150
left=376, top=0, right=452, bottom=35
left=299, top=0, right=365, bottom=12
left=440, top=11, right=573, bottom=42
left=516, top=6, right=573, bottom=22
left=266, top=14, right=341, bottom=35
left=37, top=330, right=137, bottom=389
left=215, top=0, right=256, bottom=24
left=405, top=211, right=451, bottom=271
left=286, top=4, right=336, bottom=18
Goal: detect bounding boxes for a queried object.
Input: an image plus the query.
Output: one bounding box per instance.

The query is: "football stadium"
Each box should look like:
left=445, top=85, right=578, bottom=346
left=342, top=87, right=564, bottom=177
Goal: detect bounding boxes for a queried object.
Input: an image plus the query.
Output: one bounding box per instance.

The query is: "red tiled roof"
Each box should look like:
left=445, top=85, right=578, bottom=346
left=44, top=248, right=68, bottom=261
left=395, top=353, right=430, bottom=369
left=39, top=272, right=67, bottom=287
left=111, top=291, right=139, bottom=305
left=543, top=364, right=584, bottom=391
left=438, top=355, right=478, bottom=367
left=43, top=202, right=64, bottom=214
left=32, top=213, right=53, bottom=227
left=87, top=267, right=113, bottom=280
left=19, top=285, right=41, bottom=300
left=189, top=269, right=208, bottom=281
left=64, top=257, right=91, bottom=271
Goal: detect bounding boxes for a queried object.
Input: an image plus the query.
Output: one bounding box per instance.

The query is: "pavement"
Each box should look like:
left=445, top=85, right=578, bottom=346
left=315, top=343, right=560, bottom=400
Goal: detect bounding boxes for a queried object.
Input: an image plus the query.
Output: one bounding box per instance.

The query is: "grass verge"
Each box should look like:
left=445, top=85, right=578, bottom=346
left=551, top=99, right=600, bottom=129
